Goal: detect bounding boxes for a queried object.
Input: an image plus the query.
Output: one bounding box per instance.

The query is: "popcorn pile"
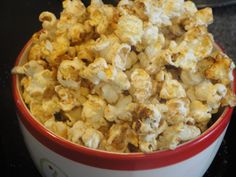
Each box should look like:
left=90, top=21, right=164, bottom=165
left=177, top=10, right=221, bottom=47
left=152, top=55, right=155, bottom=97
left=12, top=0, right=236, bottom=153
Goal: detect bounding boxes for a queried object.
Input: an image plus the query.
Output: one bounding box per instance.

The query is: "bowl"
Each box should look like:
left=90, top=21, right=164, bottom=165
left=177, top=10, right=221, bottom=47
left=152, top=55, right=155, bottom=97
left=12, top=39, right=235, bottom=177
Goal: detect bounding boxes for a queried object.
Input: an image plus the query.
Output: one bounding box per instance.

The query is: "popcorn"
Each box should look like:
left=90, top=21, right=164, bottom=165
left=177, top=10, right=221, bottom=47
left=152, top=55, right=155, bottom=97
left=117, top=0, right=135, bottom=16
left=106, top=123, right=138, bottom=152
left=55, top=85, right=81, bottom=111
left=104, top=95, right=136, bottom=122
left=94, top=35, right=131, bottom=70
left=57, top=57, right=85, bottom=89
left=160, top=79, right=186, bottom=99
left=26, top=70, right=55, bottom=97
left=12, top=0, right=236, bottom=153
left=81, top=95, right=107, bottom=129
left=39, top=12, right=57, bottom=31
left=68, top=120, right=86, bottom=144
left=101, top=84, right=120, bottom=104
left=157, top=122, right=200, bottom=150
left=130, top=68, right=152, bottom=103
left=11, top=60, right=44, bottom=77
left=142, top=23, right=159, bottom=46
left=87, top=0, right=118, bottom=34
left=61, top=0, right=86, bottom=23
left=190, top=100, right=211, bottom=123
left=80, top=57, right=109, bottom=85
left=81, top=128, right=104, bottom=149
left=29, top=102, right=54, bottom=123
left=63, top=107, right=82, bottom=126
left=125, top=51, right=138, bottom=69
left=138, top=120, right=167, bottom=152
left=184, top=8, right=213, bottom=30
left=136, top=104, right=162, bottom=134
left=222, top=89, right=236, bottom=107
left=44, top=118, right=68, bottom=139
left=166, top=98, right=190, bottom=125
left=41, top=36, right=70, bottom=66
left=181, top=70, right=204, bottom=86
left=115, top=14, right=143, bottom=45
left=205, top=51, right=235, bottom=85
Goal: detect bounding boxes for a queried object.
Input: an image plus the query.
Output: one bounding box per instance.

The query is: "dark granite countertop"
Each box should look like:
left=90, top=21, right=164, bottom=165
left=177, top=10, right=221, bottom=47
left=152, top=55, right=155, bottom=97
left=0, top=1, right=235, bottom=177
left=209, top=5, right=236, bottom=62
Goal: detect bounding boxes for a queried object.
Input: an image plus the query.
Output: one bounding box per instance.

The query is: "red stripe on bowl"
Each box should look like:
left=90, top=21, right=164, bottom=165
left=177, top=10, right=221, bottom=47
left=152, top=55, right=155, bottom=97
left=12, top=40, right=235, bottom=170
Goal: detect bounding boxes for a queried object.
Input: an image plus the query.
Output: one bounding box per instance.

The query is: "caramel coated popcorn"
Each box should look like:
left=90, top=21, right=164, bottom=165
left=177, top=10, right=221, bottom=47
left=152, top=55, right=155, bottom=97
left=12, top=0, right=236, bottom=153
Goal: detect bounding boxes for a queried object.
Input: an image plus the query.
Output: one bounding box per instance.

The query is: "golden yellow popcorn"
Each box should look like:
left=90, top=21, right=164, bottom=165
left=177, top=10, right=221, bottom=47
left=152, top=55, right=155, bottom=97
left=81, top=128, right=104, bottom=149
left=44, top=118, right=68, bottom=139
left=130, top=68, right=152, bottom=103
left=184, top=7, right=213, bottom=30
left=115, top=14, right=143, bottom=45
left=157, top=122, right=201, bottom=150
left=81, top=95, right=107, bottom=129
left=205, top=51, right=235, bottom=85
left=181, top=70, right=204, bottom=86
left=12, top=0, right=236, bottom=153
left=160, top=79, right=186, bottom=99
left=189, top=100, right=212, bottom=131
left=57, top=57, right=85, bottom=89
left=80, top=57, right=108, bottom=85
left=39, top=12, right=57, bottom=31
left=100, top=83, right=120, bottom=104
left=104, top=95, right=135, bottom=122
left=55, top=85, right=81, bottom=111
left=166, top=98, right=190, bottom=125
left=106, top=123, right=138, bottom=152
left=26, top=70, right=55, bottom=97
left=68, top=120, right=86, bottom=144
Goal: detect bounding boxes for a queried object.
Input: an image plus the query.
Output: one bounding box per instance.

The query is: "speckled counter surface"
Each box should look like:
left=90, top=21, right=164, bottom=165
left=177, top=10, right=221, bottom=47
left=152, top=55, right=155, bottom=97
left=209, top=5, right=236, bottom=62
left=0, top=1, right=236, bottom=177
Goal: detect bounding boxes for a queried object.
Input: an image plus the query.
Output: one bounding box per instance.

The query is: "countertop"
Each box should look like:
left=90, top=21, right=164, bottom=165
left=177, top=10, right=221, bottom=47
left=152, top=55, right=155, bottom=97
left=0, top=1, right=236, bottom=177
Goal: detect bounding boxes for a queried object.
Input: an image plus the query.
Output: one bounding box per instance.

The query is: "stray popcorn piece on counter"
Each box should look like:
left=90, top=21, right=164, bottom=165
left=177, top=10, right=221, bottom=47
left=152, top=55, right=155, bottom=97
left=12, top=0, right=236, bottom=153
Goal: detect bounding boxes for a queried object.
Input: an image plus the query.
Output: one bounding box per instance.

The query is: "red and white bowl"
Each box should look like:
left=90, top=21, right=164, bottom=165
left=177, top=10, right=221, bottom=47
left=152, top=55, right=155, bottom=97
left=12, top=40, right=235, bottom=177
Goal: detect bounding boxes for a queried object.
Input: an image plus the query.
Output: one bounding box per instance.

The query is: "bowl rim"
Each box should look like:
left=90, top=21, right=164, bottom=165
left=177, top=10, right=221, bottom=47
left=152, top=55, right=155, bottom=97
left=12, top=39, right=235, bottom=170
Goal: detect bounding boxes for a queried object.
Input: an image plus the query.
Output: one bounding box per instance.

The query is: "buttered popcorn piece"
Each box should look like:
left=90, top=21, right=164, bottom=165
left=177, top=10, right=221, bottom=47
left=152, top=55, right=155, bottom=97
left=160, top=79, right=186, bottom=99
left=166, top=98, right=190, bottom=125
left=101, top=84, right=120, bottom=104
left=26, top=70, right=55, bottom=97
left=57, top=57, right=85, bottom=89
left=104, top=95, right=136, bottom=122
left=92, top=35, right=131, bottom=70
left=157, top=122, right=201, bottom=150
left=11, top=60, right=44, bottom=77
left=87, top=0, right=118, bottom=34
left=135, top=104, right=162, bottom=134
left=181, top=70, right=204, bottom=86
left=184, top=7, right=213, bottom=30
left=41, top=36, right=70, bottom=66
left=68, top=120, right=86, bottom=144
left=81, top=95, right=107, bottom=129
left=194, top=81, right=227, bottom=110
left=115, top=14, right=143, bottom=45
left=205, top=51, right=235, bottom=85
left=55, top=85, right=81, bottom=111
left=189, top=100, right=213, bottom=131
left=81, top=128, right=104, bottom=149
left=130, top=68, right=152, bottom=103
left=106, top=123, right=138, bottom=152
left=61, top=0, right=86, bottom=23
left=44, top=118, right=68, bottom=139
left=12, top=0, right=236, bottom=153
left=80, top=57, right=109, bottom=85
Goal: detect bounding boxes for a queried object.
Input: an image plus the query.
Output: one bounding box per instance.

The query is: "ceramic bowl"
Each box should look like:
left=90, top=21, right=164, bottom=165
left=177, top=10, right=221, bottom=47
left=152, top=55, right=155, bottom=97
left=12, top=39, right=235, bottom=177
